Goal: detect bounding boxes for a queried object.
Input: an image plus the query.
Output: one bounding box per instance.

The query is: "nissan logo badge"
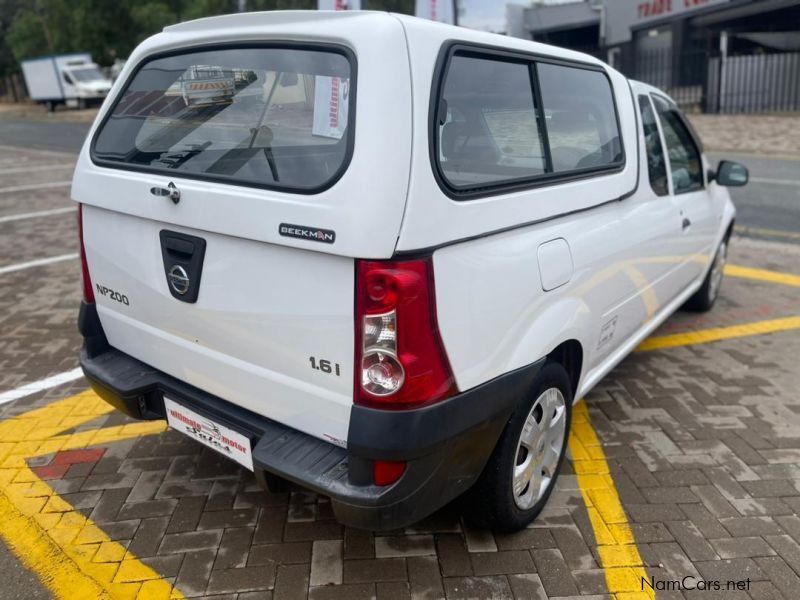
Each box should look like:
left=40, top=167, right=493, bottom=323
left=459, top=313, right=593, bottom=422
left=167, top=265, right=190, bottom=295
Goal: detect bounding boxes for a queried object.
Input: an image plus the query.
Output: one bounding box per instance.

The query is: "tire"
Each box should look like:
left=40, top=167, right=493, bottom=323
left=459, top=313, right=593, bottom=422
left=683, top=237, right=728, bottom=312
left=463, top=362, right=573, bottom=532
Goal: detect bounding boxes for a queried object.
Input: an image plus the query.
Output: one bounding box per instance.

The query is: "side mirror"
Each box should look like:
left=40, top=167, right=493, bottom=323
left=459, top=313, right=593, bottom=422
left=713, top=160, right=749, bottom=187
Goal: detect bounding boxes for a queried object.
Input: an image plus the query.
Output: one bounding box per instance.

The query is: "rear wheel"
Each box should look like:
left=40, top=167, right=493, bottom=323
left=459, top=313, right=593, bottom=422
left=463, top=362, right=572, bottom=532
left=684, top=237, right=728, bottom=312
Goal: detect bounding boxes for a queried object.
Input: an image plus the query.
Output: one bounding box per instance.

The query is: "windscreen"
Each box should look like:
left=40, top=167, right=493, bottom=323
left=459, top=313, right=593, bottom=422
left=92, top=46, right=354, bottom=192
left=72, top=67, right=105, bottom=82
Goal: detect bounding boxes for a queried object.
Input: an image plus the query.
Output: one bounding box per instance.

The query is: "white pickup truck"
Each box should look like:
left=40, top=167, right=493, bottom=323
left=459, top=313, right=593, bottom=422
left=73, top=11, right=747, bottom=531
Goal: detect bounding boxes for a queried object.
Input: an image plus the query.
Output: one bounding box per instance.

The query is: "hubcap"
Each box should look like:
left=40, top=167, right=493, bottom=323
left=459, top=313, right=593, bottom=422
left=709, top=240, right=727, bottom=302
left=512, top=387, right=567, bottom=510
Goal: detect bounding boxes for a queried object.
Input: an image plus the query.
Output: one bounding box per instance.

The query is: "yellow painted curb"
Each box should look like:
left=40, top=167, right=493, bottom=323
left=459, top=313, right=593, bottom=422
left=570, top=401, right=654, bottom=599
left=734, top=226, right=800, bottom=242
left=0, top=391, right=180, bottom=599
left=726, top=264, right=800, bottom=287
left=637, top=315, right=800, bottom=352
left=0, top=491, right=108, bottom=598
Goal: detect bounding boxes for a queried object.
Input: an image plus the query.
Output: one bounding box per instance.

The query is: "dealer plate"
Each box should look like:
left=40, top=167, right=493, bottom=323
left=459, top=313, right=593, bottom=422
left=164, top=397, right=253, bottom=471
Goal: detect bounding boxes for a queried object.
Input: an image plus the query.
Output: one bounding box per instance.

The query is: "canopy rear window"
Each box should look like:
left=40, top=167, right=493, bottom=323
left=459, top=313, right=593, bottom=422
left=92, top=45, right=354, bottom=193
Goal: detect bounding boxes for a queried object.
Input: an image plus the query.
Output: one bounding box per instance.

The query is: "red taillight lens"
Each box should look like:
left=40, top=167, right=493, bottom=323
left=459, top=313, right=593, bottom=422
left=373, top=460, right=406, bottom=486
left=355, top=257, right=457, bottom=409
left=78, top=204, right=94, bottom=303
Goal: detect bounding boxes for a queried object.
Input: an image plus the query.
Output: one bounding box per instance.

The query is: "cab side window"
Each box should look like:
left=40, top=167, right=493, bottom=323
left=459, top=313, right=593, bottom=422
left=437, top=55, right=547, bottom=188
left=433, top=47, right=624, bottom=196
left=538, top=63, right=623, bottom=173
left=652, top=95, right=703, bottom=194
left=637, top=95, right=668, bottom=196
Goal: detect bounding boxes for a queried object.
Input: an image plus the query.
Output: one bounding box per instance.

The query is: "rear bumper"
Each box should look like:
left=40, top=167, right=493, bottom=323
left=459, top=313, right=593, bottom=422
left=78, top=301, right=543, bottom=530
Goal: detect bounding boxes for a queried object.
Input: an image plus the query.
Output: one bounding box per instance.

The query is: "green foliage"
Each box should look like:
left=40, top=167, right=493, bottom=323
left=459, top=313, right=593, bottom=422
left=367, top=0, right=414, bottom=13
left=249, top=0, right=315, bottom=9
left=131, top=3, right=178, bottom=43
left=181, top=0, right=237, bottom=21
left=3, top=0, right=136, bottom=70
left=5, top=9, right=48, bottom=65
left=0, top=0, right=417, bottom=77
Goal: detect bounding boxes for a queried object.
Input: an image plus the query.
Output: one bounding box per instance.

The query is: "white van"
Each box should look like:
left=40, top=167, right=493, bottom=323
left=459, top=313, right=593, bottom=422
left=74, top=11, right=746, bottom=531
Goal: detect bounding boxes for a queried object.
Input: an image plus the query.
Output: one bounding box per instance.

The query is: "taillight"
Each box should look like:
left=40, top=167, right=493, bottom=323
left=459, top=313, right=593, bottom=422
left=78, top=204, right=94, bottom=303
left=354, top=257, right=457, bottom=409
left=373, top=460, right=406, bottom=486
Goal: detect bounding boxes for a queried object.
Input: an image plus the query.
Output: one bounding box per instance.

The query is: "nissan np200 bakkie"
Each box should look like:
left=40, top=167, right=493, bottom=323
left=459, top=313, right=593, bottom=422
left=74, top=11, right=747, bottom=531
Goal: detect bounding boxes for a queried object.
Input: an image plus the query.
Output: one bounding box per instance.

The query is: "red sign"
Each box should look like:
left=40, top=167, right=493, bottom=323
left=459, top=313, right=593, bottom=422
left=637, top=0, right=713, bottom=20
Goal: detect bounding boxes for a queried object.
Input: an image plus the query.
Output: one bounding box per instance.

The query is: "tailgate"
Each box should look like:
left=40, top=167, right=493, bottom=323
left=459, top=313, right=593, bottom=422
left=83, top=204, right=354, bottom=445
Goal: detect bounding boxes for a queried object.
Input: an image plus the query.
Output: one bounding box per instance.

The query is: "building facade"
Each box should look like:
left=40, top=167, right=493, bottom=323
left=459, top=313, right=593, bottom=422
left=508, top=0, right=800, bottom=113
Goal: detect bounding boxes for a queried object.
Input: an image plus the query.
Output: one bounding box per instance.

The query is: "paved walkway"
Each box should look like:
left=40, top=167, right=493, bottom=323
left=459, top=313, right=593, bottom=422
left=688, top=114, right=800, bottom=157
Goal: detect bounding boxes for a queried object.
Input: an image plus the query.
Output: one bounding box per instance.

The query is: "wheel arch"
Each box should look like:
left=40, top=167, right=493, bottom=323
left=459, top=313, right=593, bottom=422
left=724, top=218, right=735, bottom=242
left=546, top=339, right=583, bottom=400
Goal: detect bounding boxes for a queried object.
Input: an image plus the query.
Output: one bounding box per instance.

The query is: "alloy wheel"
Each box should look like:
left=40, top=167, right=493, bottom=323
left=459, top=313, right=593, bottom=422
left=512, top=387, right=567, bottom=510
left=709, top=240, right=727, bottom=303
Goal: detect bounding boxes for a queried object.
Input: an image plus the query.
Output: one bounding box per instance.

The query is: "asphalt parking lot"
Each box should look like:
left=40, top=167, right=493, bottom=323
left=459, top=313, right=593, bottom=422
left=1, top=127, right=800, bottom=600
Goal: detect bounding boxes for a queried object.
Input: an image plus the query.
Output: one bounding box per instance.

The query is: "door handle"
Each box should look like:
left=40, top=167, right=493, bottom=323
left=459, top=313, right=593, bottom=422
left=150, top=182, right=180, bottom=204
left=682, top=217, right=692, bottom=231
left=162, top=235, right=195, bottom=260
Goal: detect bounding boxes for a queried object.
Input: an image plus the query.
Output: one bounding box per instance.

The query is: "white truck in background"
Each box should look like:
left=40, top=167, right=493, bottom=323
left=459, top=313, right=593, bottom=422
left=20, top=53, right=113, bottom=111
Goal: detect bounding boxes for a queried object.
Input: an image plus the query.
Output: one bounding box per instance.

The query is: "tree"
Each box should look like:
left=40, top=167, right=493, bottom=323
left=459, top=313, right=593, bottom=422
left=0, top=0, right=28, bottom=76
left=5, top=0, right=130, bottom=64
left=5, top=10, right=50, bottom=63
left=0, top=0, right=418, bottom=76
left=367, top=0, right=414, bottom=13
left=181, top=0, right=236, bottom=21
left=131, top=2, right=178, bottom=43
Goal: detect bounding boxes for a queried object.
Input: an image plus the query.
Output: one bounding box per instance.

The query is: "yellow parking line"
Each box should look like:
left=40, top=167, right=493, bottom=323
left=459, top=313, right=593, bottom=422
left=734, top=226, right=800, bottom=241
left=0, top=391, right=180, bottom=599
left=570, top=401, right=653, bottom=600
left=725, top=264, right=800, bottom=287
left=572, top=262, right=799, bottom=595
left=0, top=492, right=107, bottom=598
left=637, top=316, right=800, bottom=352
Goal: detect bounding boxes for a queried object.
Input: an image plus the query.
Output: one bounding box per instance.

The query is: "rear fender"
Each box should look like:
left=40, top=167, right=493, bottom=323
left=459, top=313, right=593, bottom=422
left=507, top=296, right=591, bottom=400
